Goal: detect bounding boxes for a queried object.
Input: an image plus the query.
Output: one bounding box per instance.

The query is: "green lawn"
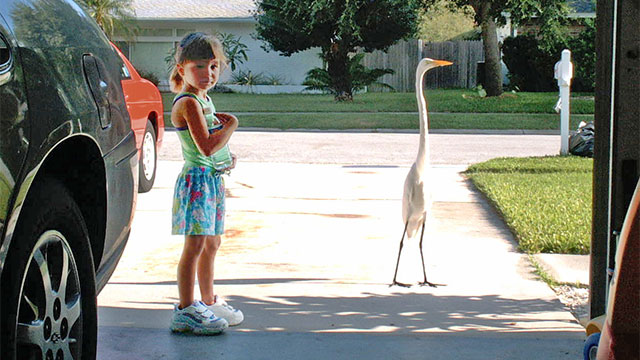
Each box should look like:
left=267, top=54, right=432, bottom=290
left=236, top=112, right=593, bottom=130
left=465, top=156, right=593, bottom=255
left=162, top=90, right=594, bottom=130
left=162, top=90, right=595, bottom=115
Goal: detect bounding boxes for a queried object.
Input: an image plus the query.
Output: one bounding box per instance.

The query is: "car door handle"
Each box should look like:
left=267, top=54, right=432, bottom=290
left=82, top=54, right=111, bottom=129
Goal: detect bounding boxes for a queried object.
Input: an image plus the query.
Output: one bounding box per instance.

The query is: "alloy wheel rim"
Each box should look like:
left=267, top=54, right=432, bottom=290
left=17, top=230, right=82, bottom=360
left=142, top=131, right=156, bottom=180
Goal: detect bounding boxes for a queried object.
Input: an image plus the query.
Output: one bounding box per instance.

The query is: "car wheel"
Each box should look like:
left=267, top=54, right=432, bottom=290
left=583, top=332, right=601, bottom=360
left=1, top=179, right=97, bottom=360
left=138, top=119, right=157, bottom=193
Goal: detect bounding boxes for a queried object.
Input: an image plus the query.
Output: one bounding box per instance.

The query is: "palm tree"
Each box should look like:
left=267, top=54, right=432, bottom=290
left=77, top=0, right=137, bottom=40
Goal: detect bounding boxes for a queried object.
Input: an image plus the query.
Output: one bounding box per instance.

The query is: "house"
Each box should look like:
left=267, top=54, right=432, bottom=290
left=115, top=0, right=322, bottom=90
left=516, top=0, right=596, bottom=37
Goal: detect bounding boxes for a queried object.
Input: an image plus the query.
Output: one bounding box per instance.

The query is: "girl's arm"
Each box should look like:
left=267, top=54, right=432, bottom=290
left=176, top=97, right=238, bottom=156
left=213, top=112, right=237, bottom=125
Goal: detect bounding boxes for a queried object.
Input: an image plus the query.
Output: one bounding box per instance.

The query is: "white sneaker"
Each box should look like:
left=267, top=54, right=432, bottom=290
left=206, top=295, right=244, bottom=326
left=170, top=300, right=228, bottom=335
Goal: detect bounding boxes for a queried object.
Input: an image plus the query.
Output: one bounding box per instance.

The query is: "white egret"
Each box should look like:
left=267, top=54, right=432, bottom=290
left=391, top=58, right=452, bottom=288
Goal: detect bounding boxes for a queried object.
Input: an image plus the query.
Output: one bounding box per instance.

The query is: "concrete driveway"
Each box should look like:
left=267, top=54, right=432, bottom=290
left=97, top=131, right=584, bottom=359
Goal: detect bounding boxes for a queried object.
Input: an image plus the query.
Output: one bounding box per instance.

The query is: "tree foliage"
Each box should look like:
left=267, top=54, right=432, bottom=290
left=254, top=0, right=421, bottom=101
left=76, top=0, right=137, bottom=40
left=418, top=0, right=476, bottom=42
left=420, top=0, right=570, bottom=97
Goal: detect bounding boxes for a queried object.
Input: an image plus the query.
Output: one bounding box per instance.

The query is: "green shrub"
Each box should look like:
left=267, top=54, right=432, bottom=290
left=217, top=32, right=249, bottom=72
left=502, top=35, right=558, bottom=92
left=568, top=19, right=596, bottom=92
left=229, top=70, right=267, bottom=86
left=303, top=53, right=395, bottom=96
left=502, top=19, right=595, bottom=93
left=264, top=73, right=287, bottom=85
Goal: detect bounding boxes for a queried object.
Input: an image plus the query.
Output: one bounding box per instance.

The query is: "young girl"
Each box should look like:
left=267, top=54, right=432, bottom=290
left=168, top=32, right=243, bottom=335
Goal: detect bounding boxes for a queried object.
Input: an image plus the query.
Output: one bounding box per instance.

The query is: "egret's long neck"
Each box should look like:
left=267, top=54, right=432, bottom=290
left=415, top=70, right=429, bottom=173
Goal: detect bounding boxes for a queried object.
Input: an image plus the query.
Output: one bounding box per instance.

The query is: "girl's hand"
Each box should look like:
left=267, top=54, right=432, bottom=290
left=215, top=113, right=238, bottom=129
left=229, top=153, right=237, bottom=170
left=218, top=153, right=237, bottom=173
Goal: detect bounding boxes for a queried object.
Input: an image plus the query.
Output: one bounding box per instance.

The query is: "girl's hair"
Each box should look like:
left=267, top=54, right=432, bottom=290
left=169, top=32, right=227, bottom=93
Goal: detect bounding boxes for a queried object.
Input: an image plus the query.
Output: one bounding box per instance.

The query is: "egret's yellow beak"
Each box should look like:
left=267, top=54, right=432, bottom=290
left=434, top=60, right=453, bottom=67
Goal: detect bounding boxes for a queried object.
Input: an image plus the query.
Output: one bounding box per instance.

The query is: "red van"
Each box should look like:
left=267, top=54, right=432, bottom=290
left=112, top=43, right=165, bottom=193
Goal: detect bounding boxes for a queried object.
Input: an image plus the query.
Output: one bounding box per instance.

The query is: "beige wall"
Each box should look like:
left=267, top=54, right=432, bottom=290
left=116, top=19, right=322, bottom=87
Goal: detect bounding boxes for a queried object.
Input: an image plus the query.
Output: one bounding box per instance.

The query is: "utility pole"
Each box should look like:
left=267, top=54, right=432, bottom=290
left=591, top=0, right=640, bottom=318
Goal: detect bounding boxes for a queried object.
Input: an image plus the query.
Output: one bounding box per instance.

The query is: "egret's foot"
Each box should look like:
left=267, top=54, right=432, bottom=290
left=390, top=281, right=412, bottom=288
left=418, top=281, right=443, bottom=288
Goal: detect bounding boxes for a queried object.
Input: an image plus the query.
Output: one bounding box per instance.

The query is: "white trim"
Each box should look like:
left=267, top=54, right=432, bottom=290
left=131, top=36, right=180, bottom=43
left=135, top=17, right=255, bottom=23
left=568, top=12, right=597, bottom=18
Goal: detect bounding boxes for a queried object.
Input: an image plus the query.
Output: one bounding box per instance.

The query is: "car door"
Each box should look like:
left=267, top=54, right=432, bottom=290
left=0, top=15, right=29, bottom=244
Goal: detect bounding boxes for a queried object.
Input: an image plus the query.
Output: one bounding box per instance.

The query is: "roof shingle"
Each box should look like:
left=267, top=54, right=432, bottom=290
left=133, top=0, right=255, bottom=19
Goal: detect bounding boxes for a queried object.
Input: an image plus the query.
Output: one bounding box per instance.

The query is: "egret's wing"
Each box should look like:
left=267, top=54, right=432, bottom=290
left=401, top=167, right=416, bottom=223
left=402, top=165, right=427, bottom=221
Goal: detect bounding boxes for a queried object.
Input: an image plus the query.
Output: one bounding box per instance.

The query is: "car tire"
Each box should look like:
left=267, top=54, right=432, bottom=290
left=1, top=179, right=97, bottom=360
left=138, top=119, right=157, bottom=193
left=583, top=332, right=600, bottom=360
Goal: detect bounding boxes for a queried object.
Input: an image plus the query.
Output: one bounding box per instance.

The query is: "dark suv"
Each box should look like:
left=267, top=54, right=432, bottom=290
left=0, top=1, right=137, bottom=359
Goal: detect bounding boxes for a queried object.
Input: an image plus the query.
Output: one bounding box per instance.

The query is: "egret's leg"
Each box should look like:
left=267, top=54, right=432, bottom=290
left=418, top=220, right=440, bottom=288
left=391, top=221, right=412, bottom=288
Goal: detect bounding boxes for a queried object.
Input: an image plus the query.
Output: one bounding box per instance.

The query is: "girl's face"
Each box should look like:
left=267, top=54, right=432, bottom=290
left=179, top=58, right=220, bottom=92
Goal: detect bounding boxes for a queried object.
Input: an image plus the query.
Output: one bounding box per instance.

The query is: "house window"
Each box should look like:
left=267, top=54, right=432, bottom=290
left=176, top=29, right=196, bottom=37
left=139, top=28, right=173, bottom=37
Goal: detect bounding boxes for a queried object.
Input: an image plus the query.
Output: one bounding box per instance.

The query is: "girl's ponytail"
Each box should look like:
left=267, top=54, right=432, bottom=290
left=169, top=65, right=183, bottom=93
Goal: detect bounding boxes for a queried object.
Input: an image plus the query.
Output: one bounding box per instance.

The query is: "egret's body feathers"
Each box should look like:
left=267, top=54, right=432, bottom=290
left=391, top=58, right=452, bottom=288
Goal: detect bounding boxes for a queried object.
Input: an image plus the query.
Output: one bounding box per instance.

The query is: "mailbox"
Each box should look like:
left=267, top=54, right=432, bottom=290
left=555, top=49, right=573, bottom=155
left=554, top=49, right=574, bottom=86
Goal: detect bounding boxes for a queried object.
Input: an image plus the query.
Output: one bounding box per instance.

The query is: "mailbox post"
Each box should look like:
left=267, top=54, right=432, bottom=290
left=554, top=49, right=573, bottom=155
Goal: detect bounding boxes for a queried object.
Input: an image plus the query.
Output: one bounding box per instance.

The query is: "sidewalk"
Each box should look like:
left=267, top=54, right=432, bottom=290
left=97, top=156, right=585, bottom=359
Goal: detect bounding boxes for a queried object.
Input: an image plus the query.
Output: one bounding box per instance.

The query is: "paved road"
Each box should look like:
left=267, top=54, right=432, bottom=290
left=98, top=131, right=583, bottom=359
left=160, top=129, right=563, bottom=165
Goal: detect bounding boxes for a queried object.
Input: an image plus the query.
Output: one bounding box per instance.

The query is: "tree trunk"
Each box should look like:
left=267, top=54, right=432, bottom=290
left=326, top=43, right=353, bottom=101
left=476, top=2, right=503, bottom=97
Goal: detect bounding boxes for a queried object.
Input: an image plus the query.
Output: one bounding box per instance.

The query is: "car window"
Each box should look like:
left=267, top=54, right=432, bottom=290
left=0, top=34, right=11, bottom=74
left=120, top=62, right=131, bottom=80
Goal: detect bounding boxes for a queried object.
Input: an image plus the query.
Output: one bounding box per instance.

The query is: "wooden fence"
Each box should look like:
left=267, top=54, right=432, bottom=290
left=363, top=40, right=485, bottom=91
left=362, top=39, right=420, bottom=92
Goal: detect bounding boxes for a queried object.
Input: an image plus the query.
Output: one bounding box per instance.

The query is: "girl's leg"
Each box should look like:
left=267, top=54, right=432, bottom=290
left=177, top=235, right=206, bottom=309
left=198, top=235, right=222, bottom=305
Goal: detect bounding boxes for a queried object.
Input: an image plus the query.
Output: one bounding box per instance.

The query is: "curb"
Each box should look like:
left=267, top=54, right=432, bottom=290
left=533, top=254, right=590, bottom=286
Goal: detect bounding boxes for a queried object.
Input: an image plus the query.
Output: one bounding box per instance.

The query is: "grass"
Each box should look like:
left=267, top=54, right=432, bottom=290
left=528, top=255, right=559, bottom=287
left=235, top=113, right=593, bottom=130
left=162, top=90, right=594, bottom=130
left=465, top=156, right=593, bottom=255
left=162, top=90, right=595, bottom=115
